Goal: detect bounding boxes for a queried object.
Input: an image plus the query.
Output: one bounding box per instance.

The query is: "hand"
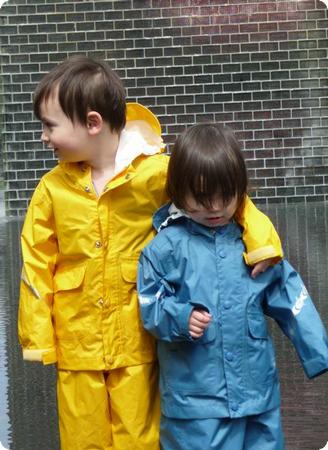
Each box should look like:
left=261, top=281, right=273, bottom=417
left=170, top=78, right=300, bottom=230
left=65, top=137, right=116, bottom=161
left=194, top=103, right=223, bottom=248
left=251, top=258, right=274, bottom=278
left=189, top=309, right=212, bottom=338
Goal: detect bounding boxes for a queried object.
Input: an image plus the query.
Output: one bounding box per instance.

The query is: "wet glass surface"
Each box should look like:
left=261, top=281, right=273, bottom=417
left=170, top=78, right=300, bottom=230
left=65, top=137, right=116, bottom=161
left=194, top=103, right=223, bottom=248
left=0, top=196, right=327, bottom=450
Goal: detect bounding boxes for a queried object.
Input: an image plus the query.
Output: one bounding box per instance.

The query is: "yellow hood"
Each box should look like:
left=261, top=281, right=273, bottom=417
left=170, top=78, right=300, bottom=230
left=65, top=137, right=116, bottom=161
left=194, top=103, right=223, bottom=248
left=115, top=102, right=165, bottom=174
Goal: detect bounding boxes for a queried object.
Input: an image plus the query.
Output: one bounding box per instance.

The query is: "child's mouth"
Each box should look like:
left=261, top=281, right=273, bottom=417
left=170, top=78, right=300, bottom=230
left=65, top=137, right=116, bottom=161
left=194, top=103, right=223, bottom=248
left=207, top=216, right=224, bottom=222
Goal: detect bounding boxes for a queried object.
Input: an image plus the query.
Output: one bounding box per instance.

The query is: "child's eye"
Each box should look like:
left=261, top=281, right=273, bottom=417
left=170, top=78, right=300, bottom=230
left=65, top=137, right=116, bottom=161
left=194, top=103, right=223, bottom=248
left=185, top=208, right=198, bottom=214
left=44, top=122, right=54, bottom=131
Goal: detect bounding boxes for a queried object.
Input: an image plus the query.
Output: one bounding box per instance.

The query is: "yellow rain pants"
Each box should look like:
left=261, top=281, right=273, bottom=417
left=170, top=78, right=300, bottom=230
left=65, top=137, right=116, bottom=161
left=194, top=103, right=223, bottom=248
left=57, top=363, right=160, bottom=450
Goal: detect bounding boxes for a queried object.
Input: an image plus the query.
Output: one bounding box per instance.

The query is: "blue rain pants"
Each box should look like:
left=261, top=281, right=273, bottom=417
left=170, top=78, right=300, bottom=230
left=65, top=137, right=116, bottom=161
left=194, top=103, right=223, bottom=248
left=160, top=406, right=284, bottom=450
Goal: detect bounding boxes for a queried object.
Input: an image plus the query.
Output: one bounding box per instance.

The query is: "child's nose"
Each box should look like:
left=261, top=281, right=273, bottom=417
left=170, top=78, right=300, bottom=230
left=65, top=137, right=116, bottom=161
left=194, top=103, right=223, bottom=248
left=41, top=131, right=49, bottom=143
left=209, top=202, right=223, bottom=212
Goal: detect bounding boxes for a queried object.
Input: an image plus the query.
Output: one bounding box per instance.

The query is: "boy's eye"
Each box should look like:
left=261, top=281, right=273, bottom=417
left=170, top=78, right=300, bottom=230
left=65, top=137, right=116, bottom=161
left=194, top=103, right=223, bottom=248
left=43, top=119, right=55, bottom=128
left=44, top=122, right=54, bottom=131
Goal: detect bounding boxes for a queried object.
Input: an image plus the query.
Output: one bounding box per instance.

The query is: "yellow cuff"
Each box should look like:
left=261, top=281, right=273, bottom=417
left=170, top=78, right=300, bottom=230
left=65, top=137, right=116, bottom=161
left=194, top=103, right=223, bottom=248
left=244, top=245, right=283, bottom=265
left=23, top=348, right=57, bottom=365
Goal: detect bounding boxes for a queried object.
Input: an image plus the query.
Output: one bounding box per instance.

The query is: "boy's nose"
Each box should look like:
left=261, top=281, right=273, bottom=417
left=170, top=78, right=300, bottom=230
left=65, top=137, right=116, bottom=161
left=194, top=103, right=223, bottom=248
left=41, top=131, right=49, bottom=143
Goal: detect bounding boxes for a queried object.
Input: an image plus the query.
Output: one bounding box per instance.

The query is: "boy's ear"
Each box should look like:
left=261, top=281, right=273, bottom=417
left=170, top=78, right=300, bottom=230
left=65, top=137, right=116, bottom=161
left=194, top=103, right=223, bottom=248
left=86, top=111, right=103, bottom=135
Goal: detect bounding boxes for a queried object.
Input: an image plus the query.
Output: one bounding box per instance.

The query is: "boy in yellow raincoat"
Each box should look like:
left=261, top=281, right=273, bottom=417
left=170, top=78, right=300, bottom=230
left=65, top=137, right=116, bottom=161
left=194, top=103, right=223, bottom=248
left=18, top=55, right=283, bottom=450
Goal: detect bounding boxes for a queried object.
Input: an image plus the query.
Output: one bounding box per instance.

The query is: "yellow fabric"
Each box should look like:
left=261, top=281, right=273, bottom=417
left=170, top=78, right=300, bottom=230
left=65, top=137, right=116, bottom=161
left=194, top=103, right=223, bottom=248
left=126, top=102, right=161, bottom=136
left=18, top=103, right=169, bottom=370
left=235, top=196, right=283, bottom=265
left=57, top=364, right=160, bottom=450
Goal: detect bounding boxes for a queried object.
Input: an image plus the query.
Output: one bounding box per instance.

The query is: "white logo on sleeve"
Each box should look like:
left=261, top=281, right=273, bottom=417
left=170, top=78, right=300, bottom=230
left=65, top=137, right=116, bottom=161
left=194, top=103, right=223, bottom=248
left=138, top=295, right=152, bottom=305
left=292, top=285, right=308, bottom=316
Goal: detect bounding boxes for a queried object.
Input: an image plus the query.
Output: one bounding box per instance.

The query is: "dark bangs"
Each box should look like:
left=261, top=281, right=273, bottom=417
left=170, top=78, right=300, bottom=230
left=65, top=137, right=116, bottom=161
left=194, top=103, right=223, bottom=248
left=167, top=123, right=248, bottom=210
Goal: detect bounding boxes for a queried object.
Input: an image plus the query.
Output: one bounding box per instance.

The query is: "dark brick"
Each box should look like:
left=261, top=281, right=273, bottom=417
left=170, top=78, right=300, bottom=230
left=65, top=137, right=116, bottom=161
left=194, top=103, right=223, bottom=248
left=1, top=0, right=328, bottom=214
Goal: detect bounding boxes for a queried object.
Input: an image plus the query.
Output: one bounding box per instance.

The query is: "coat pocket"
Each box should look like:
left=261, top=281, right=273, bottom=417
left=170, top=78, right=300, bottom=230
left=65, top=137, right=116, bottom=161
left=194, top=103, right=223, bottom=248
left=159, top=342, right=221, bottom=395
left=248, top=312, right=268, bottom=339
left=247, top=312, right=276, bottom=385
left=54, top=264, right=86, bottom=292
left=120, top=257, right=139, bottom=305
left=53, top=264, right=88, bottom=343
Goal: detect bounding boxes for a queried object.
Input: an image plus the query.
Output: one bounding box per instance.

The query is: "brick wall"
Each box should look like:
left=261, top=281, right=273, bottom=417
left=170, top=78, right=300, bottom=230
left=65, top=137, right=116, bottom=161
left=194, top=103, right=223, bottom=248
left=0, top=0, right=328, bottom=215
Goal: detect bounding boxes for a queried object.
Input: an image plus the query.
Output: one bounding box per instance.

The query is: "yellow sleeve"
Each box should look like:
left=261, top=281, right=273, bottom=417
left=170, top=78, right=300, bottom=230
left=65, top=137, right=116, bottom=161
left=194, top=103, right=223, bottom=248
left=235, top=195, right=283, bottom=266
left=18, top=179, right=58, bottom=365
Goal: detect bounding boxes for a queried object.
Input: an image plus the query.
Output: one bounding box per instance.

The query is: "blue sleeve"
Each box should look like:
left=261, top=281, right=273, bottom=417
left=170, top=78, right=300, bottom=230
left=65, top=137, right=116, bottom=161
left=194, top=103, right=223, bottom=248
left=265, top=260, right=328, bottom=379
left=137, top=248, right=211, bottom=343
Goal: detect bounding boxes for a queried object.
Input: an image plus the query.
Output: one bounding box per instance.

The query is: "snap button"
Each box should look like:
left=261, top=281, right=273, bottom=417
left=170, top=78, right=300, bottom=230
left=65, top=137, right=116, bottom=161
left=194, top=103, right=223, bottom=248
left=125, top=173, right=130, bottom=180
left=106, top=355, right=114, bottom=364
left=223, top=301, right=231, bottom=310
left=84, top=186, right=91, bottom=192
left=95, top=241, right=102, bottom=248
left=231, top=402, right=239, bottom=412
left=225, top=352, right=234, bottom=362
left=219, top=250, right=226, bottom=258
left=98, top=298, right=104, bottom=306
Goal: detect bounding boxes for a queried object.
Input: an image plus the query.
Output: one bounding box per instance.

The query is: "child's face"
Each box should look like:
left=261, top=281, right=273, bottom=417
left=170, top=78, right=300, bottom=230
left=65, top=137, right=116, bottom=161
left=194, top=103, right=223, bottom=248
left=39, top=92, right=91, bottom=163
left=184, top=196, right=238, bottom=228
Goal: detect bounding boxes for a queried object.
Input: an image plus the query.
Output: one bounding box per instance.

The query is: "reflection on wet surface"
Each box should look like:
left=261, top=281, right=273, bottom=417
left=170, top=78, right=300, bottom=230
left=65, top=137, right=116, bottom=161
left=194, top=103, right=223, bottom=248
left=0, top=198, right=327, bottom=450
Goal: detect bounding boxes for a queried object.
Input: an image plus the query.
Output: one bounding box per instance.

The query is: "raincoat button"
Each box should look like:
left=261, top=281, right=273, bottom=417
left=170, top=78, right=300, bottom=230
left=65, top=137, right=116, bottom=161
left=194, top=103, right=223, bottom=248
left=225, top=352, right=234, bottom=362
left=84, top=186, right=91, bottom=192
left=98, top=298, right=104, bottom=306
left=219, top=250, right=226, bottom=258
left=223, top=301, right=231, bottom=310
left=125, top=173, right=130, bottom=180
left=231, top=402, right=238, bottom=411
left=95, top=241, right=102, bottom=248
left=106, top=355, right=114, bottom=364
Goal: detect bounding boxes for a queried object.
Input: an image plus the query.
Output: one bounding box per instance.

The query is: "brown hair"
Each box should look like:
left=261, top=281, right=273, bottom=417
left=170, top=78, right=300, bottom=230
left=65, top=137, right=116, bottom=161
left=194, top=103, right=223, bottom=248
left=33, top=55, right=126, bottom=132
left=166, top=123, right=248, bottom=210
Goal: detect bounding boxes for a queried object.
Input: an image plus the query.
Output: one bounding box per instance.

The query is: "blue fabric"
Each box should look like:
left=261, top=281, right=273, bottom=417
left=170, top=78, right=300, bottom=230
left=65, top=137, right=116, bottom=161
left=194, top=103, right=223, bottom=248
left=160, top=406, right=284, bottom=450
left=137, top=205, right=328, bottom=422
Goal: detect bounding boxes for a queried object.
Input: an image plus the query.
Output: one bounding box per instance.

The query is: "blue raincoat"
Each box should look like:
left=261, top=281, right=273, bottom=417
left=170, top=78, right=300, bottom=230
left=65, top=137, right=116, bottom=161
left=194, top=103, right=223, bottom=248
left=137, top=204, right=328, bottom=449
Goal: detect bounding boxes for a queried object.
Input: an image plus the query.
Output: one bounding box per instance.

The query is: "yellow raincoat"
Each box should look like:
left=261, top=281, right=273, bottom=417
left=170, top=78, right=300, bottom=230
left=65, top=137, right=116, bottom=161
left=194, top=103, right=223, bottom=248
left=18, top=103, right=282, bottom=449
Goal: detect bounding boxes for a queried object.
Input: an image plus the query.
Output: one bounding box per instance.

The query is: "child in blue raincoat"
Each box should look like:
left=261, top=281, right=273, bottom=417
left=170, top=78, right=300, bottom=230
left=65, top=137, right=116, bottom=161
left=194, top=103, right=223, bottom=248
left=137, top=123, right=328, bottom=450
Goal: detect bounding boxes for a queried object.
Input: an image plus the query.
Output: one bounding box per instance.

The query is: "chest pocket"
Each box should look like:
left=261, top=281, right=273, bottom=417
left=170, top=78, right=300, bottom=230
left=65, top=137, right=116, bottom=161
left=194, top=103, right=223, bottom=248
left=54, top=264, right=86, bottom=293
left=247, top=312, right=276, bottom=385
left=120, top=257, right=139, bottom=305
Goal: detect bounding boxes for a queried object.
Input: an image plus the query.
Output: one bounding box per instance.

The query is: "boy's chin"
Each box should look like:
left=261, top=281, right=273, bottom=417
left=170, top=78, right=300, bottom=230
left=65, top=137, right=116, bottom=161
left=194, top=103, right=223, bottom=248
left=56, top=154, right=84, bottom=163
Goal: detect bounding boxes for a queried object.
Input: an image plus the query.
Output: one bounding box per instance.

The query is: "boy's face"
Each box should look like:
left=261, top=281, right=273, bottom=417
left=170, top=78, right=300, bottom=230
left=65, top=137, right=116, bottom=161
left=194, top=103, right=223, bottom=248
left=184, top=195, right=238, bottom=228
left=39, top=92, right=91, bottom=163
